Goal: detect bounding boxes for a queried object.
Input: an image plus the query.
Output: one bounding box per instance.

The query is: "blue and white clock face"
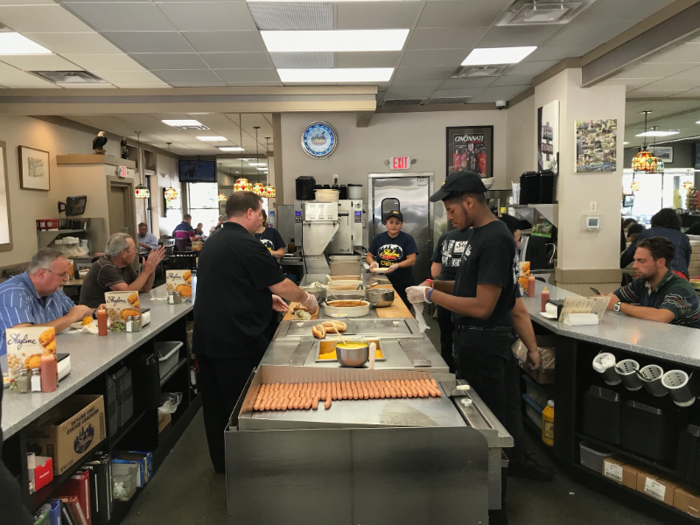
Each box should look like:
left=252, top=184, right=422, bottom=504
left=302, top=121, right=337, bottom=159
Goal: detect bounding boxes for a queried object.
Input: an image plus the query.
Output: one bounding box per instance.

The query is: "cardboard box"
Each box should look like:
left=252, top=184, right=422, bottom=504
left=104, top=291, right=141, bottom=329
left=636, top=471, right=677, bottom=506
left=5, top=326, right=56, bottom=373
left=602, top=457, right=644, bottom=490
left=675, top=486, right=700, bottom=518
left=27, top=395, right=106, bottom=475
left=157, top=413, right=171, bottom=434
left=165, top=269, right=193, bottom=302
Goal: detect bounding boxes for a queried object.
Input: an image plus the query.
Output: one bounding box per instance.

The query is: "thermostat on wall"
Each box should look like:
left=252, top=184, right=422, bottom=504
left=584, top=215, right=601, bottom=231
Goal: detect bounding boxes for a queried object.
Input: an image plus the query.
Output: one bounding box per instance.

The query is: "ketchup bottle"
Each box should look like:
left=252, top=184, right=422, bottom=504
left=541, top=286, right=550, bottom=312
left=40, top=354, right=57, bottom=392
left=527, top=274, right=536, bottom=298
left=97, top=307, right=108, bottom=336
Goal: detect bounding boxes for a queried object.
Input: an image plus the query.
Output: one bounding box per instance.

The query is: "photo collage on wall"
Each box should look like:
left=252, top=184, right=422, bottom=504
left=574, top=119, right=618, bottom=172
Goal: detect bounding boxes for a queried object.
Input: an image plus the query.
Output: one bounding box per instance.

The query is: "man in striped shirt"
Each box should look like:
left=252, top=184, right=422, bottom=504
left=0, top=248, right=94, bottom=356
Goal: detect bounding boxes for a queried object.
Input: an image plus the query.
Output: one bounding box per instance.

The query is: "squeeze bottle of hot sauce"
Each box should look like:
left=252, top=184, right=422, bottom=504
left=527, top=274, right=536, bottom=298
left=541, top=286, right=550, bottom=312
left=97, top=307, right=108, bottom=336
left=40, top=354, right=57, bottom=392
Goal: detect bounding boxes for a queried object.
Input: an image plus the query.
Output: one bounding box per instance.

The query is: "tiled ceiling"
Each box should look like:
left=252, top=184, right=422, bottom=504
left=0, top=0, right=678, bottom=102
left=65, top=113, right=273, bottom=156
left=623, top=100, right=700, bottom=148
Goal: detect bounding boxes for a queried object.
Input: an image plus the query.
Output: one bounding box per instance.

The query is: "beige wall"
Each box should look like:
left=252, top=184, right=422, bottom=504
left=505, top=95, right=536, bottom=187
left=0, top=115, right=120, bottom=267
left=153, top=153, right=180, bottom=238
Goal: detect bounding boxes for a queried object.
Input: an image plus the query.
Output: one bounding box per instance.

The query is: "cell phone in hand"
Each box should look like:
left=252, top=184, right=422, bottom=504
left=590, top=287, right=601, bottom=295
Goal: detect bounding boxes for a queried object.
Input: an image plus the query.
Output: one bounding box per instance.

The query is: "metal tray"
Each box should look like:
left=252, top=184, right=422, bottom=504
left=314, top=339, right=387, bottom=363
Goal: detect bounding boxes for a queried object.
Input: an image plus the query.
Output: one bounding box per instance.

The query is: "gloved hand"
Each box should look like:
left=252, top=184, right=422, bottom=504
left=369, top=261, right=378, bottom=272
left=406, top=286, right=432, bottom=304
left=271, top=294, right=289, bottom=313
left=301, top=292, right=319, bottom=314
left=385, top=263, right=399, bottom=274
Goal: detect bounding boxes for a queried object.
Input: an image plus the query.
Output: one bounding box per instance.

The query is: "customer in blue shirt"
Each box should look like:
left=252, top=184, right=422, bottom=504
left=621, top=208, right=691, bottom=278
left=367, top=210, right=418, bottom=308
left=0, top=248, right=93, bottom=356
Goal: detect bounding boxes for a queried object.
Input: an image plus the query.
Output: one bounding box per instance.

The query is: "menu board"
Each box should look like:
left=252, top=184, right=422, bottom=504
left=104, top=291, right=141, bottom=330
left=166, top=270, right=193, bottom=302
left=6, top=326, right=55, bottom=373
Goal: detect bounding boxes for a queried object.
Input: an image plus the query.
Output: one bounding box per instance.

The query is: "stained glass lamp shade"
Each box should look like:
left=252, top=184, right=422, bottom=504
left=164, top=187, right=178, bottom=200
left=632, top=149, right=657, bottom=173
left=134, top=184, right=150, bottom=199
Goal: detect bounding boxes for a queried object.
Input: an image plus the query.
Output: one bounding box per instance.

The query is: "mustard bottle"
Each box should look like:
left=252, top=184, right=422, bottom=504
left=542, top=400, right=554, bottom=447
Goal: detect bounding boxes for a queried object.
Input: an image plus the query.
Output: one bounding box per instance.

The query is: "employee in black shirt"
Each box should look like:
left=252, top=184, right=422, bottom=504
left=193, top=191, right=319, bottom=473
left=408, top=171, right=552, bottom=480
left=367, top=210, right=418, bottom=308
left=255, top=209, right=285, bottom=258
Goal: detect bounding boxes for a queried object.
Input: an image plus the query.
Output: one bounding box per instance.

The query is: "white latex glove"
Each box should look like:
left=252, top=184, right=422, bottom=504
left=369, top=261, right=378, bottom=271
left=385, top=263, right=399, bottom=274
left=406, top=286, right=432, bottom=305
left=301, top=292, right=319, bottom=315
left=271, top=294, right=289, bottom=313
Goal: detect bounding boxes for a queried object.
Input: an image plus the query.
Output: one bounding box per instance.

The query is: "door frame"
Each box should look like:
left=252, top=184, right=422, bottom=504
left=106, top=176, right=137, bottom=238
left=367, top=172, right=435, bottom=272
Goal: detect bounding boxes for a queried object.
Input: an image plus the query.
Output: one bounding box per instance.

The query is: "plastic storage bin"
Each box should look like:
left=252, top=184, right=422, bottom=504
left=621, top=400, right=677, bottom=465
left=579, top=441, right=613, bottom=473
left=677, top=424, right=700, bottom=484
left=156, top=341, right=183, bottom=381
left=112, top=462, right=138, bottom=502
left=523, top=374, right=548, bottom=408
left=583, top=385, right=621, bottom=444
left=523, top=394, right=544, bottom=431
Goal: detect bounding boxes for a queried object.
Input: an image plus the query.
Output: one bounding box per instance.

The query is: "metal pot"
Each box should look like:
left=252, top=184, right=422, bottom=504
left=300, top=286, right=326, bottom=301
left=335, top=341, right=369, bottom=368
left=367, top=288, right=394, bottom=308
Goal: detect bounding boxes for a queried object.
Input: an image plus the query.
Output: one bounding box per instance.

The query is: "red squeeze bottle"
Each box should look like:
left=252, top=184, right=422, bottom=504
left=97, top=308, right=108, bottom=336
left=40, top=354, right=57, bottom=392
left=541, top=286, right=550, bottom=312
left=527, top=274, right=536, bottom=298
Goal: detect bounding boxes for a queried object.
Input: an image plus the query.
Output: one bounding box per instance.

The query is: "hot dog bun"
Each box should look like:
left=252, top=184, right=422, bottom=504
left=322, top=321, right=347, bottom=333
left=311, top=324, right=326, bottom=339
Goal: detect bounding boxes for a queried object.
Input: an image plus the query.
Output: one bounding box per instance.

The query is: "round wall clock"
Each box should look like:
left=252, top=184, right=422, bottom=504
left=301, top=121, right=337, bottom=159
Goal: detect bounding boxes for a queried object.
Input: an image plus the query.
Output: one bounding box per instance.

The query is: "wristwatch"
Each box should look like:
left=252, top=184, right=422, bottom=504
left=613, top=301, right=622, bottom=312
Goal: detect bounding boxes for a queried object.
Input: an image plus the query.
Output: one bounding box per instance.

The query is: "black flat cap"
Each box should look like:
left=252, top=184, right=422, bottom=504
left=429, top=170, right=487, bottom=202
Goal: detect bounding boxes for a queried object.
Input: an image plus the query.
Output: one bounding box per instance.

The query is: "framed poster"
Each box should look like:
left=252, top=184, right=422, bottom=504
left=18, top=146, right=50, bottom=191
left=574, top=119, right=617, bottom=172
left=538, top=100, right=559, bottom=174
left=647, top=146, right=673, bottom=163
left=0, top=142, right=12, bottom=251
left=446, top=126, right=493, bottom=186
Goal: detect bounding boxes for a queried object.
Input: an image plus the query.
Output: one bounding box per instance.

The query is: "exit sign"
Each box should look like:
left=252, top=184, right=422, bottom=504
left=390, top=156, right=411, bottom=170
left=118, top=166, right=128, bottom=178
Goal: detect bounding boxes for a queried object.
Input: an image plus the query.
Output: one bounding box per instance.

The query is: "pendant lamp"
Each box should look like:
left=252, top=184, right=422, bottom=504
left=164, top=142, right=179, bottom=200
left=631, top=111, right=658, bottom=173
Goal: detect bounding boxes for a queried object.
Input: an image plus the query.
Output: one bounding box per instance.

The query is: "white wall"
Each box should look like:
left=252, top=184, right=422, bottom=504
left=505, top=95, right=536, bottom=186
left=279, top=109, right=510, bottom=205
left=153, top=154, right=180, bottom=238
left=0, top=115, right=120, bottom=267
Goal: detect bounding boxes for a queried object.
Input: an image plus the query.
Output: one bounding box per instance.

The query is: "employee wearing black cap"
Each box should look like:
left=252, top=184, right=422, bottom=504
left=366, top=210, right=418, bottom=309
left=406, top=171, right=553, bottom=481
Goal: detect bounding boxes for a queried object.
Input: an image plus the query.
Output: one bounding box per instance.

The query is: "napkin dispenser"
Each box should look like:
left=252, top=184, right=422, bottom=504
left=141, top=308, right=151, bottom=326
left=546, top=299, right=565, bottom=320
left=57, top=353, right=71, bottom=381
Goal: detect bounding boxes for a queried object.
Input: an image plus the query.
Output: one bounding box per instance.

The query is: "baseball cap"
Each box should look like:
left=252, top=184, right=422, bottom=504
left=429, top=170, right=487, bottom=202
left=385, top=210, right=403, bottom=222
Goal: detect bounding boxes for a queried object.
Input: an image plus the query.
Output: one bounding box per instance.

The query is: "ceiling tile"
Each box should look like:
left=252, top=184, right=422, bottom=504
left=130, top=53, right=210, bottom=70
left=643, top=78, right=700, bottom=91
left=248, top=2, right=332, bottom=30
left=114, top=83, right=171, bottom=88
left=222, top=80, right=282, bottom=87
left=336, top=51, right=401, bottom=68
left=574, top=0, right=676, bottom=25
left=524, top=45, right=591, bottom=62
left=400, top=49, right=469, bottom=68
left=95, top=70, right=166, bottom=84
left=214, top=69, right=279, bottom=83
left=152, top=69, right=225, bottom=85
left=505, top=60, right=559, bottom=77
left=389, top=79, right=443, bottom=91
left=645, top=43, right=700, bottom=64
left=479, top=25, right=561, bottom=48
left=546, top=21, right=637, bottom=47
left=428, top=87, right=483, bottom=98
left=182, top=31, right=265, bottom=53
left=627, top=89, right=688, bottom=98
left=63, top=2, right=177, bottom=31
left=0, top=69, right=57, bottom=87
left=157, top=2, right=256, bottom=31
left=0, top=0, right=55, bottom=4
left=672, top=66, right=700, bottom=78
left=417, top=0, right=510, bottom=28
left=270, top=52, right=333, bottom=68
left=490, top=75, right=533, bottom=87
left=0, top=4, right=92, bottom=32
left=407, top=27, right=487, bottom=51
left=383, top=89, right=433, bottom=100
left=62, top=54, right=148, bottom=73
left=22, top=32, right=122, bottom=54
left=0, top=54, right=81, bottom=71
left=436, top=77, right=495, bottom=89
left=101, top=31, right=194, bottom=53
left=392, top=66, right=454, bottom=81
left=468, top=85, right=530, bottom=103
left=617, top=62, right=697, bottom=78
left=671, top=88, right=700, bottom=98
left=337, top=2, right=423, bottom=29
left=201, top=52, right=272, bottom=69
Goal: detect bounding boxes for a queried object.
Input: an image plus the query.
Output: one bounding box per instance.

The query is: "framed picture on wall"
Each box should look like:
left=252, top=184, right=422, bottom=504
left=647, top=146, right=673, bottom=163
left=0, top=142, right=13, bottom=252
left=538, top=100, right=559, bottom=174
left=18, top=146, right=50, bottom=191
left=446, top=126, right=494, bottom=187
left=574, top=119, right=617, bottom=172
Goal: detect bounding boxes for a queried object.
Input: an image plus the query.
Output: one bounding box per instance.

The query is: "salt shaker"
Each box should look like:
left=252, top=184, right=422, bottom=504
left=173, top=291, right=182, bottom=304
left=16, top=368, right=30, bottom=394
left=132, top=314, right=143, bottom=332
left=168, top=291, right=175, bottom=305
left=30, top=368, right=41, bottom=392
left=125, top=316, right=134, bottom=333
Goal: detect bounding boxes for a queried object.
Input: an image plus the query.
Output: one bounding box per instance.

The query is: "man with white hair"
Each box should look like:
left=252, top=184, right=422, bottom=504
left=0, top=248, right=93, bottom=357
left=79, top=233, right=165, bottom=308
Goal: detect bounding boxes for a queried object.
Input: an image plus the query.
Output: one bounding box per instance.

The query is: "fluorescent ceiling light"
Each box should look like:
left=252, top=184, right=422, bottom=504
left=197, top=136, right=227, bottom=142
left=257, top=167, right=268, bottom=171
left=163, top=119, right=203, bottom=127
left=261, top=30, right=408, bottom=53
left=219, top=146, right=244, bottom=152
left=250, top=0, right=419, bottom=2
left=636, top=130, right=679, bottom=137
left=278, top=68, right=393, bottom=83
left=624, top=142, right=629, bottom=145
left=0, top=33, right=52, bottom=55
left=461, top=46, right=537, bottom=66
left=248, top=162, right=266, bottom=166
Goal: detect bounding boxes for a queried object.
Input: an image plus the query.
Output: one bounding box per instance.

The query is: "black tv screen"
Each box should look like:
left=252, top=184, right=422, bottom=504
left=179, top=160, right=216, bottom=183
left=66, top=195, right=87, bottom=217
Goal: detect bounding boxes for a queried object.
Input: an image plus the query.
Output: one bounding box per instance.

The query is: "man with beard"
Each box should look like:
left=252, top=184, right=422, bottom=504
left=607, top=237, right=700, bottom=326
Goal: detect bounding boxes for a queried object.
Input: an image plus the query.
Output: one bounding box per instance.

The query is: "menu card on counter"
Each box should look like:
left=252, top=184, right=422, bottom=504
left=543, top=296, right=611, bottom=322
left=5, top=326, right=55, bottom=374
left=104, top=291, right=140, bottom=330
left=166, top=270, right=193, bottom=302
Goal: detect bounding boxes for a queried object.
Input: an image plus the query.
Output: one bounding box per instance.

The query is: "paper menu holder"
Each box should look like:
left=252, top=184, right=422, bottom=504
left=543, top=296, right=611, bottom=322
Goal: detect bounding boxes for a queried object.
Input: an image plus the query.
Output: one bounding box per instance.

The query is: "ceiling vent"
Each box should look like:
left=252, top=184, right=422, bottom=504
left=248, top=2, right=333, bottom=30
left=381, top=99, right=425, bottom=107
left=452, top=65, right=511, bottom=78
left=425, top=97, right=472, bottom=106
left=497, top=0, right=595, bottom=26
left=29, top=70, right=109, bottom=87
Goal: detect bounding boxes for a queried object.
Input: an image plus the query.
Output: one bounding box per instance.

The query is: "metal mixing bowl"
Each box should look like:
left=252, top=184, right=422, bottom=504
left=335, top=341, right=369, bottom=368
left=367, top=288, right=395, bottom=308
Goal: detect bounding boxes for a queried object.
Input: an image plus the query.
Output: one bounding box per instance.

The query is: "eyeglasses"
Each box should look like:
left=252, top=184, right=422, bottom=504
left=45, top=269, right=70, bottom=280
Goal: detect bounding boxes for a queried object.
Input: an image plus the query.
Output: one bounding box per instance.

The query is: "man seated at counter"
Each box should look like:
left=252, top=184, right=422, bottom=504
left=608, top=237, right=700, bottom=327
left=79, top=233, right=166, bottom=308
left=137, top=222, right=159, bottom=253
left=0, top=248, right=94, bottom=356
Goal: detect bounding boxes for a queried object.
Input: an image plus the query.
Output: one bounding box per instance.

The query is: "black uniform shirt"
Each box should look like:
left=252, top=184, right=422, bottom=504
left=431, top=229, right=473, bottom=281
left=452, top=220, right=518, bottom=328
left=193, top=222, right=285, bottom=358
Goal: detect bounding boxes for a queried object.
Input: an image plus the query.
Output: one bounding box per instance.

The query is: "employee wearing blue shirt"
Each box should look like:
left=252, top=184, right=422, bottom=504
left=0, top=248, right=93, bottom=356
left=367, top=210, right=418, bottom=308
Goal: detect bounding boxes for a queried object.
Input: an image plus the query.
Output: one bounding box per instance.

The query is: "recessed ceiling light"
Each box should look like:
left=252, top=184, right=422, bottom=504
left=197, top=136, right=227, bottom=142
left=278, top=68, right=393, bottom=83
left=261, top=30, right=409, bottom=53
left=624, top=142, right=629, bottom=145
left=163, top=119, right=204, bottom=127
left=257, top=167, right=268, bottom=171
left=219, top=147, right=245, bottom=152
left=461, top=46, right=537, bottom=66
left=248, top=162, right=266, bottom=166
left=636, top=130, right=679, bottom=137
left=0, top=33, right=52, bottom=55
